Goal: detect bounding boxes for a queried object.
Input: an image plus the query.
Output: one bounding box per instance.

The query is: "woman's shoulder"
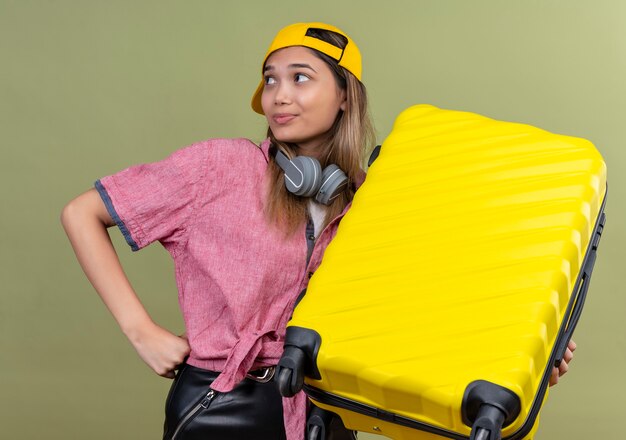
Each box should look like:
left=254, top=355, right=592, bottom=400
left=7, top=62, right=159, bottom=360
left=178, top=137, right=270, bottom=161
left=183, top=137, right=268, bottom=151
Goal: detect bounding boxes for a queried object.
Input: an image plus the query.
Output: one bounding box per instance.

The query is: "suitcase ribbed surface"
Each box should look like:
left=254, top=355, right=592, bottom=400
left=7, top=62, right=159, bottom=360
left=291, top=105, right=606, bottom=439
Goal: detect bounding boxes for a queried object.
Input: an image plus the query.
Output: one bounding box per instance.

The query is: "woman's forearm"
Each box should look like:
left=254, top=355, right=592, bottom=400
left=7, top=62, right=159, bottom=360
left=62, top=188, right=190, bottom=378
left=60, top=189, right=153, bottom=339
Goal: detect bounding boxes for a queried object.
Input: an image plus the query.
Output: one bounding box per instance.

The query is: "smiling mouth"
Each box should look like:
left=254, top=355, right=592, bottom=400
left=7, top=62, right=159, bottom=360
left=273, top=114, right=296, bottom=125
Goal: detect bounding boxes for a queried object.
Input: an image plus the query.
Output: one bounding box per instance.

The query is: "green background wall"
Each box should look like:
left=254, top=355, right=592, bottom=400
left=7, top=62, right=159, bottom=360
left=1, top=1, right=624, bottom=438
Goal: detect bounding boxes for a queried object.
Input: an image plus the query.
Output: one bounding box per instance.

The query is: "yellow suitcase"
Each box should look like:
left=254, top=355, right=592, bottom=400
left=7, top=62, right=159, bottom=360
left=276, top=105, right=607, bottom=440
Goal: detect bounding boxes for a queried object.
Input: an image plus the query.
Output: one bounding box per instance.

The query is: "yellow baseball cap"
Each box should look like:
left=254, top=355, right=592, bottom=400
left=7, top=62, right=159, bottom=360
left=251, top=22, right=362, bottom=115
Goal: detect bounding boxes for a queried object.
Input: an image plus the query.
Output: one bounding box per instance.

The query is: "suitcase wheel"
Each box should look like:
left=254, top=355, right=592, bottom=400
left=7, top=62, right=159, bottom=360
left=306, top=406, right=335, bottom=440
left=472, top=427, right=491, bottom=440
left=276, top=346, right=307, bottom=397
left=308, top=424, right=321, bottom=440
left=277, top=365, right=303, bottom=397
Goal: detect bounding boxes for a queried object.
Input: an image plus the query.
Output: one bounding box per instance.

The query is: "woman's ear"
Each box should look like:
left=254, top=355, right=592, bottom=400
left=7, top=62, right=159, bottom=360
left=339, top=90, right=347, bottom=111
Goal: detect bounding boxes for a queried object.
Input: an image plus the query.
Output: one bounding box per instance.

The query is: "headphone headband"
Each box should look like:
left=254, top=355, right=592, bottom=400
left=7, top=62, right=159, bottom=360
left=271, top=146, right=348, bottom=205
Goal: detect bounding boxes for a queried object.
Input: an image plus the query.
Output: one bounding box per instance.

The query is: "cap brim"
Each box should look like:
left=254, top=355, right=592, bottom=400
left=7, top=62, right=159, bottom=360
left=251, top=80, right=264, bottom=115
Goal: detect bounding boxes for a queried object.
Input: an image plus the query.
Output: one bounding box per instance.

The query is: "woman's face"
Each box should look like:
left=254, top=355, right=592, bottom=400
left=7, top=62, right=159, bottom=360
left=261, top=46, right=346, bottom=155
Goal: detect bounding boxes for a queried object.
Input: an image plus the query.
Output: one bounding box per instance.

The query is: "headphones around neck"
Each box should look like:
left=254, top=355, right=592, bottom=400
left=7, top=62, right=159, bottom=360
left=272, top=148, right=348, bottom=205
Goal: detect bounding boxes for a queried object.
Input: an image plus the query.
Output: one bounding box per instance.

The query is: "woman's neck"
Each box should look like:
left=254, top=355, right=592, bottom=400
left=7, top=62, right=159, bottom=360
left=296, top=142, right=322, bottom=160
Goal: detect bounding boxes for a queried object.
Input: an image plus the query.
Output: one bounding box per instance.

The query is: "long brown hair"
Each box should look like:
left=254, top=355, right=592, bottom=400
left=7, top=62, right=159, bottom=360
left=264, top=28, right=376, bottom=235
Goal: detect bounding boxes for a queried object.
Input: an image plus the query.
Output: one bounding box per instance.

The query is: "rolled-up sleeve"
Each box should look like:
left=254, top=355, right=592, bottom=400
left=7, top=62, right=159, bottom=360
left=95, top=142, right=210, bottom=253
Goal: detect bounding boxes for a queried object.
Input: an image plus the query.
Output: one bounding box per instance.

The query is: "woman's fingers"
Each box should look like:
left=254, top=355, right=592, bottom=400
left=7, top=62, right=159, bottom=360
left=558, top=356, right=570, bottom=376
left=129, top=321, right=191, bottom=378
left=549, top=366, right=559, bottom=386
left=549, top=340, right=577, bottom=387
left=563, top=347, right=574, bottom=364
left=568, top=339, right=577, bottom=352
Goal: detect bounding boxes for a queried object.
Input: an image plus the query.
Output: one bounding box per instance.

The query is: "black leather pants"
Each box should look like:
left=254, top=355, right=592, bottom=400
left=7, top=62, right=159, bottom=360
left=163, top=363, right=286, bottom=440
left=163, top=363, right=357, bottom=440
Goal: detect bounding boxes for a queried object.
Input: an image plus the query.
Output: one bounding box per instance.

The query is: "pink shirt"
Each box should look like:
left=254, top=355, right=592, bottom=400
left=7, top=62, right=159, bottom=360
left=96, top=137, right=359, bottom=440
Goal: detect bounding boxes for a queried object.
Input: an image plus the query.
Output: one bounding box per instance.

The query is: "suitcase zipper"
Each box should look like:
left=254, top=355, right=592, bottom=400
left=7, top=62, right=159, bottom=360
left=171, top=389, right=216, bottom=440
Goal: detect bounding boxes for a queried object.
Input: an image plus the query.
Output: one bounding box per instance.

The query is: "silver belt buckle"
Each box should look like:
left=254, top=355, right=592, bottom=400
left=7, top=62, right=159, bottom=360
left=246, top=366, right=276, bottom=383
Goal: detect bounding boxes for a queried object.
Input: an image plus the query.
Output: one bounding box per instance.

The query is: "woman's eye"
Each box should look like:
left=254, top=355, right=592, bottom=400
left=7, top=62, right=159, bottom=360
left=295, top=73, right=310, bottom=83
left=264, top=76, right=276, bottom=85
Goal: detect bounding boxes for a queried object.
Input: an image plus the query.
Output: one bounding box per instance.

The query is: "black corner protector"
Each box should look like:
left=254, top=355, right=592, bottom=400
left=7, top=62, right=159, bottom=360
left=462, top=380, right=521, bottom=428
left=284, top=326, right=323, bottom=380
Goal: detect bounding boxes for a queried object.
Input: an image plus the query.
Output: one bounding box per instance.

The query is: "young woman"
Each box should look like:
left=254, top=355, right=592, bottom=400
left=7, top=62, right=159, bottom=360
left=61, top=22, right=574, bottom=440
left=62, top=22, right=373, bottom=440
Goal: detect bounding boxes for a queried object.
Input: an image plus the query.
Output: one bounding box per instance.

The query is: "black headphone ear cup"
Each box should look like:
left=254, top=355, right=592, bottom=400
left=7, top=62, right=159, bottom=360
left=289, top=156, right=322, bottom=197
left=315, top=164, right=348, bottom=205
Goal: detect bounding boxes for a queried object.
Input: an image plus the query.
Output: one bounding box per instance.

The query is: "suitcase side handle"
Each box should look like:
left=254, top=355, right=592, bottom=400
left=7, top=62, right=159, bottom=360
left=554, top=211, right=606, bottom=367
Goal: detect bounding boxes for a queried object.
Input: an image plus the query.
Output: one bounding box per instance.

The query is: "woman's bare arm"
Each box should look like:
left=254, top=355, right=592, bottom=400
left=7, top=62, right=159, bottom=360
left=61, top=188, right=190, bottom=378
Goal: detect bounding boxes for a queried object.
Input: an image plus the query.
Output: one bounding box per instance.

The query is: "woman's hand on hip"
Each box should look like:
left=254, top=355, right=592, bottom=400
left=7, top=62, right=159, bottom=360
left=127, top=320, right=191, bottom=379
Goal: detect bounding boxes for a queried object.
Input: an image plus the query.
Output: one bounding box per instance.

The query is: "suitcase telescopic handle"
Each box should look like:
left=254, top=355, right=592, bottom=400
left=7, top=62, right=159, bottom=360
left=554, top=212, right=605, bottom=367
